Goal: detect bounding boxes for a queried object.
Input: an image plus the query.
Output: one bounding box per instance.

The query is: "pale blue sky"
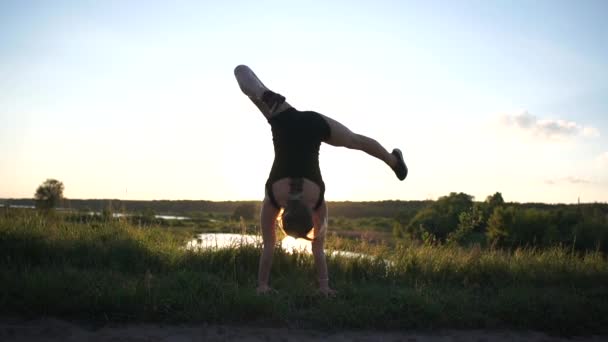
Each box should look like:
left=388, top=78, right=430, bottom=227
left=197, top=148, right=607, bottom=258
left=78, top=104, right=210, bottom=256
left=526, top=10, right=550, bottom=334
left=1, top=0, right=607, bottom=203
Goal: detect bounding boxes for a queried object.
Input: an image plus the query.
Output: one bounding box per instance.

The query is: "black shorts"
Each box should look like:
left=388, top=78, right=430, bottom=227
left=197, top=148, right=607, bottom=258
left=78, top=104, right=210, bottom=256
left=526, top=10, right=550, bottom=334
left=265, top=179, right=325, bottom=211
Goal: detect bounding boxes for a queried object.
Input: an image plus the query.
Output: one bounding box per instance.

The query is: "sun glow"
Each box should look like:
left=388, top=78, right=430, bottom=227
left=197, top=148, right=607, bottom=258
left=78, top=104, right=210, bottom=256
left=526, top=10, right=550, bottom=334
left=275, top=208, right=316, bottom=252
left=280, top=236, right=312, bottom=254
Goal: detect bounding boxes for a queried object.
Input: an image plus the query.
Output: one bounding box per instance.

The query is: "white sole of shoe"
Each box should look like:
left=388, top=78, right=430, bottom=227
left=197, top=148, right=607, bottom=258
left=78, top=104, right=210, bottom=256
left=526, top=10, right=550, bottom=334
left=234, top=65, right=269, bottom=99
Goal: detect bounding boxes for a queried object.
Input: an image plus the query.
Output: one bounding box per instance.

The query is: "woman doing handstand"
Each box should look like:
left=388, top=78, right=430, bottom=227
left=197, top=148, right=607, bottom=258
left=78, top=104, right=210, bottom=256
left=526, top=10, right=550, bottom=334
left=234, top=65, right=407, bottom=296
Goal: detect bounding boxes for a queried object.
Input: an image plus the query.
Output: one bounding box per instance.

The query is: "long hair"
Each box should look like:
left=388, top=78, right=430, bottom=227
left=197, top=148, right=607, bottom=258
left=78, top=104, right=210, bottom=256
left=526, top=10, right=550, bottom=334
left=280, top=178, right=314, bottom=240
left=281, top=200, right=314, bottom=240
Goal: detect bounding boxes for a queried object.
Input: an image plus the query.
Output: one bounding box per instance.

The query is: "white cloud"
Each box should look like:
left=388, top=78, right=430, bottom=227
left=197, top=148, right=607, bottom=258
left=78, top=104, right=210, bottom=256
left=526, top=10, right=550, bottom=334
left=501, top=111, right=599, bottom=140
left=545, top=176, right=593, bottom=185
left=582, top=126, right=600, bottom=138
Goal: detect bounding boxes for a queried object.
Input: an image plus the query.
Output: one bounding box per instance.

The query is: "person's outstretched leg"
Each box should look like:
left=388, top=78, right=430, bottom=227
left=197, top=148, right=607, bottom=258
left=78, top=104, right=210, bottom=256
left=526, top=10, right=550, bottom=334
left=234, top=65, right=292, bottom=119
left=320, top=114, right=408, bottom=180
left=234, top=65, right=268, bottom=98
left=257, top=197, right=280, bottom=294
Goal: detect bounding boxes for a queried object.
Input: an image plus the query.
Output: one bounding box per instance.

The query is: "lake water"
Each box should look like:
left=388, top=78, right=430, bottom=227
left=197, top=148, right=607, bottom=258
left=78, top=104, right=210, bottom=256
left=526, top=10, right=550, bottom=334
left=185, top=233, right=370, bottom=259
left=110, top=213, right=190, bottom=220
left=2, top=205, right=190, bottom=220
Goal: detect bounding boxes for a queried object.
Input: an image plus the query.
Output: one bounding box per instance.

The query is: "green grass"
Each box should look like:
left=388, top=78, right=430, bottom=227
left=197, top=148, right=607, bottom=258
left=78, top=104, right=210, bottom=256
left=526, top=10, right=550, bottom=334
left=1, top=209, right=607, bottom=335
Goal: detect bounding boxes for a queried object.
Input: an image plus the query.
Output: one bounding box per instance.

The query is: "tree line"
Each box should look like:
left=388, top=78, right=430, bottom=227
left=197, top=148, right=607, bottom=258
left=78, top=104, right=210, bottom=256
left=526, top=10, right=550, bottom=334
left=3, top=179, right=607, bottom=252
left=394, top=192, right=608, bottom=252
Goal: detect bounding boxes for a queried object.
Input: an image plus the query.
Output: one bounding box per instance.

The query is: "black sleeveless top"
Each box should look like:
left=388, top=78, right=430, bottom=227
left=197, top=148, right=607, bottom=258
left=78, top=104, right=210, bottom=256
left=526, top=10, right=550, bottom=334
left=265, top=108, right=331, bottom=208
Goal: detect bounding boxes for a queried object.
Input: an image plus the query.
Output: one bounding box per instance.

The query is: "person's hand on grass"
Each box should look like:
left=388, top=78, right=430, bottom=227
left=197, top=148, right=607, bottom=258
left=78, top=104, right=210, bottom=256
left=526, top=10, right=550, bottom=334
left=256, top=284, right=276, bottom=295
left=318, top=286, right=337, bottom=297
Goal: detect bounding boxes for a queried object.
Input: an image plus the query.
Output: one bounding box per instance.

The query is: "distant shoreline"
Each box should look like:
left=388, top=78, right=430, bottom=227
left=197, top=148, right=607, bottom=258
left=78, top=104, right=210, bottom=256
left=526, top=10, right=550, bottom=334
left=1, top=197, right=605, bottom=219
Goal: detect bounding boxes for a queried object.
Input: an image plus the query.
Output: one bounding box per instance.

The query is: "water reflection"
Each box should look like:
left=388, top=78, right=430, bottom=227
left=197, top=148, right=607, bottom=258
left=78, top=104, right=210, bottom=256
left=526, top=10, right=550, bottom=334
left=154, top=215, right=189, bottom=220
left=2, top=205, right=190, bottom=220
left=186, top=233, right=261, bottom=250
left=185, top=233, right=369, bottom=259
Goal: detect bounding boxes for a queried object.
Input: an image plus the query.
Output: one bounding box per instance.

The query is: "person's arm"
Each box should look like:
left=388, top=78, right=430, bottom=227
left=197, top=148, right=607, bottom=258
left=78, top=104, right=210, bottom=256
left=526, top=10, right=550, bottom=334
left=257, top=240, right=275, bottom=294
left=311, top=203, right=336, bottom=296
left=311, top=236, right=336, bottom=296
left=257, top=199, right=279, bottom=294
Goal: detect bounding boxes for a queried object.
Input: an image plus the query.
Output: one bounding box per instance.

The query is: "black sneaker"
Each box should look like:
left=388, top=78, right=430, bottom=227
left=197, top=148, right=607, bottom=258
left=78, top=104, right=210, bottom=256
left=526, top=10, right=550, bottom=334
left=261, top=90, right=286, bottom=114
left=391, top=149, right=408, bottom=180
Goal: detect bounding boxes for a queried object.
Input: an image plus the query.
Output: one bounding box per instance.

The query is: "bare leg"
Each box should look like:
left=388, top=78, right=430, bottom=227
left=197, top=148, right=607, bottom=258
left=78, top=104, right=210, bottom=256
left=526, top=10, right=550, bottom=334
left=311, top=202, right=336, bottom=296
left=257, top=197, right=280, bottom=294
left=234, top=64, right=407, bottom=180
left=320, top=114, right=398, bottom=169
left=234, top=65, right=292, bottom=119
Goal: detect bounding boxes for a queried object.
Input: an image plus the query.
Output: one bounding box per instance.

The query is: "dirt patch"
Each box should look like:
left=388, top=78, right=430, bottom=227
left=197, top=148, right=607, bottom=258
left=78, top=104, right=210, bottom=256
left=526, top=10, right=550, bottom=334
left=0, top=317, right=605, bottom=342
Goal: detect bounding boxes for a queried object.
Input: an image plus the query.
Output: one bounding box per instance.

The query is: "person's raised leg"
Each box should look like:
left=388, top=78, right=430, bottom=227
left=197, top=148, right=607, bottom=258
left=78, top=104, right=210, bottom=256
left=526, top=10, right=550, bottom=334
left=234, top=65, right=268, bottom=99
left=257, top=197, right=280, bottom=294
left=320, top=114, right=408, bottom=180
left=234, top=65, right=292, bottom=119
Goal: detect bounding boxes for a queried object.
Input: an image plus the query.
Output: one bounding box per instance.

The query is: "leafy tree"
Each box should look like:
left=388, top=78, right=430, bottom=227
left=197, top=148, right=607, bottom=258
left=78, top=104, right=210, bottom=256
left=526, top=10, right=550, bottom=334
left=543, top=224, right=560, bottom=246
left=486, top=206, right=515, bottom=245
left=478, top=192, right=505, bottom=231
left=487, top=206, right=554, bottom=248
left=485, top=192, right=504, bottom=209
left=407, top=192, right=474, bottom=241
left=510, top=208, right=553, bottom=247
left=459, top=204, right=485, bottom=231
left=447, top=204, right=484, bottom=245
left=551, top=207, right=581, bottom=244
left=34, top=179, right=64, bottom=210
left=406, top=206, right=439, bottom=239
left=572, top=208, right=608, bottom=251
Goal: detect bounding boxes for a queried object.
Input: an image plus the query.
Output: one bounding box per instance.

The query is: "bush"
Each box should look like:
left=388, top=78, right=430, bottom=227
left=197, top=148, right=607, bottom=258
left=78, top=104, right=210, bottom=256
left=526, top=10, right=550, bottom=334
left=407, top=192, right=474, bottom=241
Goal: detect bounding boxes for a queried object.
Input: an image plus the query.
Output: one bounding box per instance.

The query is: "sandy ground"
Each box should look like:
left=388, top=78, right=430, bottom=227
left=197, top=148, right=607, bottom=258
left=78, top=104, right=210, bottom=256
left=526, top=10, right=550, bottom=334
left=1, top=318, right=606, bottom=342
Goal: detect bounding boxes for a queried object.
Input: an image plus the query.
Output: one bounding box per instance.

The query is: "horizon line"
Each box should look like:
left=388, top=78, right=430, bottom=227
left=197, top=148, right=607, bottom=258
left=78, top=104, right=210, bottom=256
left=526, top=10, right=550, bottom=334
left=1, top=197, right=605, bottom=206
